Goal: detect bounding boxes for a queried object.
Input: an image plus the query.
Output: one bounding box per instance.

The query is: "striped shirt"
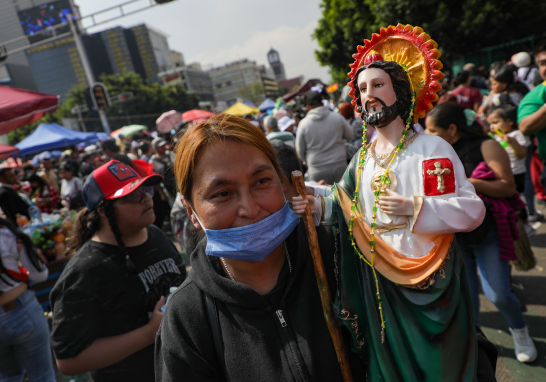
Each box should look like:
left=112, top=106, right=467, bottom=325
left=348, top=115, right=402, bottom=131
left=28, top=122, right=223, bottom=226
left=266, top=131, right=295, bottom=147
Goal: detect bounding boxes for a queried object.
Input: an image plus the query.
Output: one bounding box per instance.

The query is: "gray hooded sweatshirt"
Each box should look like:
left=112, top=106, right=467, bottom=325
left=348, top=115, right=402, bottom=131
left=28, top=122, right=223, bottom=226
left=296, top=106, right=353, bottom=169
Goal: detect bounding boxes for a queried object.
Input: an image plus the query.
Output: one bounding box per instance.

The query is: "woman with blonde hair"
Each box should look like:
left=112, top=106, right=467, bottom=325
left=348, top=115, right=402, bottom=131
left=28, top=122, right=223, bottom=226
left=155, top=113, right=366, bottom=381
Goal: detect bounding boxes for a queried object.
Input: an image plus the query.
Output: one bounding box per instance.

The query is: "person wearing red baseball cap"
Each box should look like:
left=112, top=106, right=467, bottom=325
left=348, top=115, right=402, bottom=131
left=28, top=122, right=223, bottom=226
left=49, top=160, right=187, bottom=382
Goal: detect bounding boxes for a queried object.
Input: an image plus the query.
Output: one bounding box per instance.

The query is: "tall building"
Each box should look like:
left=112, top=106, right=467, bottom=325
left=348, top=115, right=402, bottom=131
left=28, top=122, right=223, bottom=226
left=260, top=66, right=279, bottom=99
left=1, top=1, right=178, bottom=99
left=208, top=59, right=269, bottom=104
left=169, top=50, right=185, bottom=68
left=159, top=66, right=215, bottom=103
left=0, top=0, right=42, bottom=90
left=123, top=25, right=162, bottom=83
left=97, top=27, right=135, bottom=74
left=267, top=48, right=286, bottom=82
left=25, top=36, right=87, bottom=99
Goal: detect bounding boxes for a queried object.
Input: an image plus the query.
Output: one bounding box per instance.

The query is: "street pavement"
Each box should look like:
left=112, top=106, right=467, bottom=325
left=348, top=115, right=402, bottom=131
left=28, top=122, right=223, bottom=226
left=481, top=205, right=546, bottom=381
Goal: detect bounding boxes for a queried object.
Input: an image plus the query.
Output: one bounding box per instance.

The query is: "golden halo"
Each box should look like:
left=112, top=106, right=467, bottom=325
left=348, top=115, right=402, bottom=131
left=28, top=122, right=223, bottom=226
left=348, top=24, right=444, bottom=122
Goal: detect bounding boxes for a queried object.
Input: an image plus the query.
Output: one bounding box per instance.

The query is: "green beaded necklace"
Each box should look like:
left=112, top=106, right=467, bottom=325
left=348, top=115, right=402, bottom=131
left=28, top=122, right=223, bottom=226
left=348, top=64, right=416, bottom=343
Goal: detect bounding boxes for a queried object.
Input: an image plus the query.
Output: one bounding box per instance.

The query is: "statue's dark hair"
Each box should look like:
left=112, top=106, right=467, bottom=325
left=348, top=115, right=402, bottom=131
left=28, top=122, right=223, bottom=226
left=351, top=60, right=413, bottom=129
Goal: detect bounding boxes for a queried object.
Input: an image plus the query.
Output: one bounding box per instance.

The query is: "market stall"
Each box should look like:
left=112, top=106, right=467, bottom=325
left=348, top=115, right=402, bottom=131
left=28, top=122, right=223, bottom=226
left=14, top=122, right=105, bottom=157
left=224, top=102, right=260, bottom=116
left=0, top=86, right=59, bottom=135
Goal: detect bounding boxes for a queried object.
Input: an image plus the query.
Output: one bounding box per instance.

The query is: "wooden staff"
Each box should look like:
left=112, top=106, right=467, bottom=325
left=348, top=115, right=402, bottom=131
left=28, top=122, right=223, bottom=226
left=291, top=170, right=354, bottom=382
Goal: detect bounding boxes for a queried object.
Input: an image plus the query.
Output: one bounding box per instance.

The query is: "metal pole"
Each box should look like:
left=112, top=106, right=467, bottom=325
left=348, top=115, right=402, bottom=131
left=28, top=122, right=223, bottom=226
left=76, top=107, right=87, bottom=132
left=67, top=13, right=111, bottom=134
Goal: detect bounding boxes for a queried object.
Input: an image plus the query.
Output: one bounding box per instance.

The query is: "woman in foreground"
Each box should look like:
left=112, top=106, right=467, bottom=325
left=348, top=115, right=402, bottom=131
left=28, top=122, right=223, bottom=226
left=155, top=113, right=366, bottom=381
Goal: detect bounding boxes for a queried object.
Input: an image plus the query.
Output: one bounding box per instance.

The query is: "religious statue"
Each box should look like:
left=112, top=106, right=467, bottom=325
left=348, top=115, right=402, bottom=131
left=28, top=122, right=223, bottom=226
left=310, top=24, right=487, bottom=381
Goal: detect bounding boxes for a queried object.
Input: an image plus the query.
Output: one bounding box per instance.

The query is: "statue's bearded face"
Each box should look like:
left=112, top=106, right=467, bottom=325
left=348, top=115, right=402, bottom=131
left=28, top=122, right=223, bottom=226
left=357, top=68, right=400, bottom=129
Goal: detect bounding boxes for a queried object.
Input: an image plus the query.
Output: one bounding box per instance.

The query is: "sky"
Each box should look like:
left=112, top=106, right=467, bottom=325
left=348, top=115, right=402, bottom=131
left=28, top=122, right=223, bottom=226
left=75, top=0, right=331, bottom=82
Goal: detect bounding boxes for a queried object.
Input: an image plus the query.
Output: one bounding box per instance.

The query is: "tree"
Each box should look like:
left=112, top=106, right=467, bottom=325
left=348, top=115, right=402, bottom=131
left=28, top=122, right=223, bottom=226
left=238, top=83, right=265, bottom=105
left=7, top=72, right=199, bottom=145
left=314, top=0, right=546, bottom=84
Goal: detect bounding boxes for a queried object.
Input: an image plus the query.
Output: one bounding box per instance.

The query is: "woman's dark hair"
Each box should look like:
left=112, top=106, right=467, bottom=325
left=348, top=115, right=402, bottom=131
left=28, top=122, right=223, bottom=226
left=60, top=162, right=73, bottom=174
left=26, top=173, right=45, bottom=192
left=493, top=66, right=530, bottom=97
left=66, top=201, right=138, bottom=273
left=489, top=105, right=519, bottom=130
left=493, top=66, right=515, bottom=85
left=427, top=102, right=486, bottom=138
left=351, top=60, right=413, bottom=129
left=455, top=70, right=470, bottom=86
left=0, top=218, right=46, bottom=285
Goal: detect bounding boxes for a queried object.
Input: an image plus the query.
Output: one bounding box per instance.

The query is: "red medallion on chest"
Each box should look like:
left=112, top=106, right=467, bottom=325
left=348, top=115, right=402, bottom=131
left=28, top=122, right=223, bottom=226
left=423, top=158, right=456, bottom=196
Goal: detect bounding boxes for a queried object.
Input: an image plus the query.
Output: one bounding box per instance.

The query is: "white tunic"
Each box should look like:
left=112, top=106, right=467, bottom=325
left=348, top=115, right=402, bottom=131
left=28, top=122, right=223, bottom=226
left=325, top=134, right=486, bottom=258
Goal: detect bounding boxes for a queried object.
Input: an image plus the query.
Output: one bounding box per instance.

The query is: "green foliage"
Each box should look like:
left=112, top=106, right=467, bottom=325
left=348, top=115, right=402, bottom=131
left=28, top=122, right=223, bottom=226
left=52, top=72, right=198, bottom=133
left=238, top=82, right=266, bottom=105
left=314, top=0, right=546, bottom=83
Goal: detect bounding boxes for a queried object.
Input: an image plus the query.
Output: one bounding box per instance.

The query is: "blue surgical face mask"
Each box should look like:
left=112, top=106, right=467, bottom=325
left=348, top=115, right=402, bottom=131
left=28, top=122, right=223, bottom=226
left=193, top=201, right=299, bottom=262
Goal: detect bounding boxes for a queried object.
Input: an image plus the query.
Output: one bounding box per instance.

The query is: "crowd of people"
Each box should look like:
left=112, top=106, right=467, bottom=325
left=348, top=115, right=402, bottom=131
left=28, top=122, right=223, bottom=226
left=1, top=31, right=546, bottom=382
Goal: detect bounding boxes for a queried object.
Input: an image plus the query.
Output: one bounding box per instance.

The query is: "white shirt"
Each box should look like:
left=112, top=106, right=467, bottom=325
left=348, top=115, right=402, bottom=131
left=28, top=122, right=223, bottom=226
left=61, top=177, right=83, bottom=199
left=0, top=228, right=48, bottom=293
left=493, top=130, right=530, bottom=175
left=324, top=134, right=485, bottom=258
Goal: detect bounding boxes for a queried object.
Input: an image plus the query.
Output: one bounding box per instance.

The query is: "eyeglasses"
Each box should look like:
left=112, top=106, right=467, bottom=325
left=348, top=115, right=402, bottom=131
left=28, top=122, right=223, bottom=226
left=121, top=186, right=154, bottom=203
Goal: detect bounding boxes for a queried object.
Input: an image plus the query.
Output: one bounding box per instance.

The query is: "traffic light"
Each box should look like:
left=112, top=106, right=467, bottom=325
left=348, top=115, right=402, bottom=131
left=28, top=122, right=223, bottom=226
left=119, top=92, right=134, bottom=102
left=90, top=83, right=111, bottom=111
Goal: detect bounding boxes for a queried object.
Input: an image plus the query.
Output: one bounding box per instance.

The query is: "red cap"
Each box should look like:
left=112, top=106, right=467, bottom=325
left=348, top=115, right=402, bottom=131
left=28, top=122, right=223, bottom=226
left=82, top=160, right=163, bottom=210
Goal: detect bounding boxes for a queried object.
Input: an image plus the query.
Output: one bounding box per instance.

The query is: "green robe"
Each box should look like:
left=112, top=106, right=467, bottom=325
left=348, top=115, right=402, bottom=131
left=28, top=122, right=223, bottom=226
left=327, top=155, right=478, bottom=382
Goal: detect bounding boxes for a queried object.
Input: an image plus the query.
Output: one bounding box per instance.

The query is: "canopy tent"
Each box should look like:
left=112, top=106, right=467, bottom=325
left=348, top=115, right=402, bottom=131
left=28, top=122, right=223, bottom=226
left=156, top=110, right=182, bottom=133
left=15, top=123, right=104, bottom=157
left=258, top=98, right=276, bottom=111
left=0, top=86, right=59, bottom=135
left=281, top=79, right=326, bottom=102
left=110, top=125, right=147, bottom=139
left=224, top=102, right=260, bottom=116
left=76, top=132, right=108, bottom=148
left=243, top=100, right=257, bottom=108
left=182, top=109, right=214, bottom=121
left=0, top=144, right=20, bottom=160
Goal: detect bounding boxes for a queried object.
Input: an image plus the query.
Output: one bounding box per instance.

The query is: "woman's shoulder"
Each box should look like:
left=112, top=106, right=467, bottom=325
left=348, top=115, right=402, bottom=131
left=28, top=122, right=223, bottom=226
left=61, top=241, right=114, bottom=277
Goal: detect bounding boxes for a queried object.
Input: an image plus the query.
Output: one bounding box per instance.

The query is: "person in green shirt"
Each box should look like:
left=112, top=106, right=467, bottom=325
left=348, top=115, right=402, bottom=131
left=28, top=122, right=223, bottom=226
left=519, top=42, right=546, bottom=154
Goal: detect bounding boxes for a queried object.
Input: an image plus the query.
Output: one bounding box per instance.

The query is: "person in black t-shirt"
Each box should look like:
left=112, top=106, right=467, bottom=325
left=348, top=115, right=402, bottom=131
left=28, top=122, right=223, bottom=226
left=0, top=168, right=30, bottom=224
left=50, top=160, right=186, bottom=382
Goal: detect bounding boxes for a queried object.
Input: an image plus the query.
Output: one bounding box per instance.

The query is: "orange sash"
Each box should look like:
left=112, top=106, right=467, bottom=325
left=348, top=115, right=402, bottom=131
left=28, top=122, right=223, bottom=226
left=336, top=187, right=452, bottom=286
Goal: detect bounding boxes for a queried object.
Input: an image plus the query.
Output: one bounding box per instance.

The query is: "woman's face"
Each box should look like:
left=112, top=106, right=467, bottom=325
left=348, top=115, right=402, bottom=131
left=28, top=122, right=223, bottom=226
left=487, top=113, right=514, bottom=134
left=425, top=118, right=458, bottom=144
left=189, top=140, right=285, bottom=231
left=357, top=68, right=397, bottom=114
left=59, top=169, right=72, bottom=180
left=490, top=78, right=507, bottom=94
left=111, top=185, right=155, bottom=231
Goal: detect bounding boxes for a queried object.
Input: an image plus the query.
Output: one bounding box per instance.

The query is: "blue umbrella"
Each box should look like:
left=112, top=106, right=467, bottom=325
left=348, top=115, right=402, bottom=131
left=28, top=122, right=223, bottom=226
left=258, top=98, right=276, bottom=111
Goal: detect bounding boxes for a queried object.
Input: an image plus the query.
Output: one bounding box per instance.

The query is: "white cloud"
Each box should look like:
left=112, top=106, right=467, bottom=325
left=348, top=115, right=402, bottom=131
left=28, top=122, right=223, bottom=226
left=187, top=21, right=331, bottom=82
left=75, top=0, right=331, bottom=82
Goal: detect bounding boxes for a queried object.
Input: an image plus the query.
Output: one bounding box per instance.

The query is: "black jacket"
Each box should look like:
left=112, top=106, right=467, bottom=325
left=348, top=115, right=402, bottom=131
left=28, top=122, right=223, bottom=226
left=0, top=186, right=30, bottom=224
left=155, top=222, right=366, bottom=381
